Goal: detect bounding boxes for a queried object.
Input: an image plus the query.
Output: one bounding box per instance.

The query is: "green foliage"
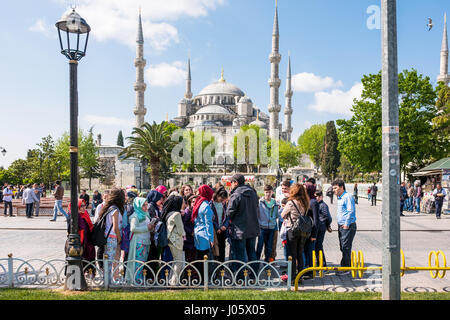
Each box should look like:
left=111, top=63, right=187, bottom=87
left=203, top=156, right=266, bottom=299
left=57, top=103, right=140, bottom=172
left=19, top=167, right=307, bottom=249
left=278, top=139, right=300, bottom=170
left=79, top=127, right=103, bottom=189
left=336, top=155, right=360, bottom=182
left=173, top=130, right=216, bottom=173
left=233, top=125, right=271, bottom=172
left=116, top=130, right=124, bottom=147
left=297, top=124, right=326, bottom=167
left=120, top=121, right=177, bottom=188
left=321, top=121, right=341, bottom=180
left=432, top=82, right=450, bottom=158
left=337, top=69, right=439, bottom=175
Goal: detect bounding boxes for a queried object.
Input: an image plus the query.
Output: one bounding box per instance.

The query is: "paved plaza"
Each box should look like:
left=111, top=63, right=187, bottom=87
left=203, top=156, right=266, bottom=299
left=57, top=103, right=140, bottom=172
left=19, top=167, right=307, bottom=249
left=0, top=196, right=449, bottom=293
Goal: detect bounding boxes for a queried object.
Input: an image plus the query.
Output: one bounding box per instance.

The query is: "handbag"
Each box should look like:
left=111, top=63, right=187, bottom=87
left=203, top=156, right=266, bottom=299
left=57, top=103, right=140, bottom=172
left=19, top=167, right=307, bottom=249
left=288, top=200, right=313, bottom=236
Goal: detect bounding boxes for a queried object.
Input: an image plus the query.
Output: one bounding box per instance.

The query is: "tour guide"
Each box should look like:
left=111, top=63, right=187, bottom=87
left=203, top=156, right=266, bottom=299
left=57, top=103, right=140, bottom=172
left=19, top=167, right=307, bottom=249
left=332, top=179, right=357, bottom=269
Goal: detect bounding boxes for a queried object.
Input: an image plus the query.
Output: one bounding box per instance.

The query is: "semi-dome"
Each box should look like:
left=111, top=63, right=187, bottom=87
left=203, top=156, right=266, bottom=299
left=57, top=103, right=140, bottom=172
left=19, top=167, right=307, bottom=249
left=198, top=80, right=245, bottom=97
left=196, top=104, right=232, bottom=115
left=239, top=96, right=252, bottom=103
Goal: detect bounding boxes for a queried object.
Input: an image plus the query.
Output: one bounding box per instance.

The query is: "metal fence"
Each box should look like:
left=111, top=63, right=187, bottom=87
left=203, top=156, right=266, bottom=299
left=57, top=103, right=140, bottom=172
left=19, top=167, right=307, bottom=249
left=0, top=254, right=292, bottom=291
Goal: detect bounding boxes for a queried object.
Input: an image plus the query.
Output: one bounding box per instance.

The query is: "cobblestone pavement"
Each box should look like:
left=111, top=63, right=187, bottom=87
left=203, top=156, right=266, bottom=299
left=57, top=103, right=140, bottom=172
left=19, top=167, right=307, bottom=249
left=0, top=197, right=449, bottom=292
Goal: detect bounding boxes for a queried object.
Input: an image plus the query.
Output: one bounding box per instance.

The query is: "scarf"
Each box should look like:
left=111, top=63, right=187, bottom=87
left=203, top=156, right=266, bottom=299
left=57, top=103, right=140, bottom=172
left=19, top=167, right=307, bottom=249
left=191, top=185, right=214, bottom=223
left=68, top=199, right=93, bottom=244
left=133, top=197, right=149, bottom=222
left=161, top=195, right=183, bottom=222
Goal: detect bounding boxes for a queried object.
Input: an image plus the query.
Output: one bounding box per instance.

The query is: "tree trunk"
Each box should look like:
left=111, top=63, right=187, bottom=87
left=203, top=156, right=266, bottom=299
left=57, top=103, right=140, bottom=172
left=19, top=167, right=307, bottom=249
left=150, top=158, right=160, bottom=189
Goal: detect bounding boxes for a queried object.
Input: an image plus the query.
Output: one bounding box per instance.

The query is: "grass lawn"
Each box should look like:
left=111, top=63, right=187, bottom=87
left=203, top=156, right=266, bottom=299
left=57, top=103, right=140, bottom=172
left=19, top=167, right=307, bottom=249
left=0, top=289, right=449, bottom=300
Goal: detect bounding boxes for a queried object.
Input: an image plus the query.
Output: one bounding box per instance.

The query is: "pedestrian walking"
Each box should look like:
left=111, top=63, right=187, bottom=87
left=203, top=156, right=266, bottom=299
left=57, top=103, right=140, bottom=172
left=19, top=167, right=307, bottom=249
left=22, top=184, right=38, bottom=219
left=315, top=191, right=332, bottom=267
left=2, top=185, right=14, bottom=217
left=332, top=179, right=357, bottom=269
left=406, top=183, right=414, bottom=211
left=50, top=181, right=69, bottom=222
left=226, top=174, right=260, bottom=270
left=281, top=183, right=312, bottom=283
left=256, top=185, right=280, bottom=262
left=433, top=183, right=447, bottom=219
left=371, top=183, right=378, bottom=206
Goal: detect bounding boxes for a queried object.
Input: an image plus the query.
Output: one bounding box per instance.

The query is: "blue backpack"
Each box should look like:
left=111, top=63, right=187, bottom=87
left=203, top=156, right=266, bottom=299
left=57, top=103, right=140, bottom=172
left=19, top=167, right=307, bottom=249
left=154, top=220, right=168, bottom=248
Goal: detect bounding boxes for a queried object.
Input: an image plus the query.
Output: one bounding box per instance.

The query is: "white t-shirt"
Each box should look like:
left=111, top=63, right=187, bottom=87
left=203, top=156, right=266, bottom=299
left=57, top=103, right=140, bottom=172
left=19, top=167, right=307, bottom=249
left=104, top=207, right=122, bottom=237
left=2, top=188, right=13, bottom=202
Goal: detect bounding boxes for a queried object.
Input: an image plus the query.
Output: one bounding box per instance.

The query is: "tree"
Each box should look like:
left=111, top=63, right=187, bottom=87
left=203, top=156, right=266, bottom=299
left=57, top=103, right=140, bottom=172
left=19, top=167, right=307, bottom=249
left=79, top=127, right=103, bottom=190
left=278, top=139, right=300, bottom=170
left=117, top=130, right=124, bottom=147
left=432, top=82, right=450, bottom=159
left=321, top=121, right=341, bottom=180
left=233, top=125, right=271, bottom=173
left=337, top=155, right=360, bottom=182
left=120, top=121, right=177, bottom=188
left=297, top=124, right=326, bottom=167
left=337, top=69, right=438, bottom=175
left=173, top=130, right=216, bottom=173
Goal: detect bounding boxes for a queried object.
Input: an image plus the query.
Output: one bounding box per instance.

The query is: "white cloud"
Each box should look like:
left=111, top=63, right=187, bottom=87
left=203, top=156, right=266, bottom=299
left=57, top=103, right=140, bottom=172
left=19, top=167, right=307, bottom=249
left=146, top=61, right=186, bottom=87
left=29, top=19, right=56, bottom=38
left=292, top=72, right=343, bottom=92
left=308, top=83, right=363, bottom=116
left=54, top=0, right=226, bottom=51
left=85, top=115, right=134, bottom=127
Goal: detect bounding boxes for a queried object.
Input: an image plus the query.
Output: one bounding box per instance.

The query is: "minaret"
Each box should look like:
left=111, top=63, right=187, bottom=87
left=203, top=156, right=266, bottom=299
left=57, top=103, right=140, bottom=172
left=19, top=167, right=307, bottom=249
left=134, top=9, right=147, bottom=129
left=268, top=0, right=281, bottom=140
left=185, top=58, right=193, bottom=99
left=438, top=13, right=449, bottom=85
left=284, top=53, right=293, bottom=142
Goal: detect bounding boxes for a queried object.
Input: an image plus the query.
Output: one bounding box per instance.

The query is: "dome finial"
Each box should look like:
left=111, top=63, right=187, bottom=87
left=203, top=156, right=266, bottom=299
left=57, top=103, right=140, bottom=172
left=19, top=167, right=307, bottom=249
left=219, top=67, right=225, bottom=82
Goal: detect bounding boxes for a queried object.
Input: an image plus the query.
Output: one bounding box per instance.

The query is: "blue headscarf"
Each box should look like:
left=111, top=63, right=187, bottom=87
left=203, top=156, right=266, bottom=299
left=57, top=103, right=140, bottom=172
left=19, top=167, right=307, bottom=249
left=133, top=197, right=148, bottom=222
left=147, top=190, right=163, bottom=205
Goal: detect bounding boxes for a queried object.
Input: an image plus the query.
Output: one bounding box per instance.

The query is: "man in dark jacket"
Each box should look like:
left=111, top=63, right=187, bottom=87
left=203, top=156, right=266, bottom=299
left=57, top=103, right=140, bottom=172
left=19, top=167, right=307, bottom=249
left=315, top=191, right=332, bottom=266
left=226, top=174, right=260, bottom=269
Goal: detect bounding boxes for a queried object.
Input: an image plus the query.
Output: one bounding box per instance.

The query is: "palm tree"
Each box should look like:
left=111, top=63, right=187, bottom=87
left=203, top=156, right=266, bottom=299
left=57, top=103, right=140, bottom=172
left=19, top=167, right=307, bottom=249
left=120, top=122, right=177, bottom=188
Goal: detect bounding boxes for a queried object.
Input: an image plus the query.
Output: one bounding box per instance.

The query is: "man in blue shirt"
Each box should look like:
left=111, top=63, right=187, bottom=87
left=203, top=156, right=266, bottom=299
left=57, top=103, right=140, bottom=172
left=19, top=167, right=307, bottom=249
left=332, top=179, right=357, bottom=268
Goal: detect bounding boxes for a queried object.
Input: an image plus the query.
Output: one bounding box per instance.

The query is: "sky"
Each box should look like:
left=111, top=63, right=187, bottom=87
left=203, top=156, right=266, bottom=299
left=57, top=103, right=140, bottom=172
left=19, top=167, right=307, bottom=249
left=0, top=0, right=448, bottom=168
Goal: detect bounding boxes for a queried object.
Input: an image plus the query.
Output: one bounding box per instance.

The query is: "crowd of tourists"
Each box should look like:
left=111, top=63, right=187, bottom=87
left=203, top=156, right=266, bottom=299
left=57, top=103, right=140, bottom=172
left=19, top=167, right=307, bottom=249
left=52, top=175, right=359, bottom=286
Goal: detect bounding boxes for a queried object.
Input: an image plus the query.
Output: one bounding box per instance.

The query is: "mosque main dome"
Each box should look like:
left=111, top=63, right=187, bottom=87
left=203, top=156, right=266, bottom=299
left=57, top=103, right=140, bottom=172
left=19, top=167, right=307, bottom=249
left=198, top=80, right=245, bottom=97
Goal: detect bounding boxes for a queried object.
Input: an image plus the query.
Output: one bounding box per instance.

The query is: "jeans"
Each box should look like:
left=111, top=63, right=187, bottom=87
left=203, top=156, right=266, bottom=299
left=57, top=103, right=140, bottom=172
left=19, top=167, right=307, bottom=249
left=34, top=201, right=40, bottom=216
left=230, top=237, right=257, bottom=276
left=52, top=200, right=68, bottom=220
left=371, top=195, right=377, bottom=206
left=338, top=223, right=357, bottom=267
left=435, top=200, right=443, bottom=218
left=3, top=201, right=13, bottom=216
left=415, top=197, right=421, bottom=213
left=286, top=230, right=308, bottom=281
left=400, top=200, right=405, bottom=214
left=25, top=203, right=34, bottom=218
left=256, top=228, right=275, bottom=262
left=303, top=238, right=316, bottom=269
left=315, top=228, right=327, bottom=266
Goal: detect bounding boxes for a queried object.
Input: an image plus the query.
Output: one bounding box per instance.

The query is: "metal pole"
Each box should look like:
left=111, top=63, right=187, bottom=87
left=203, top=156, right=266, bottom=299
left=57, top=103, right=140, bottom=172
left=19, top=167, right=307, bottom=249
left=381, top=0, right=401, bottom=300
left=64, top=59, right=87, bottom=291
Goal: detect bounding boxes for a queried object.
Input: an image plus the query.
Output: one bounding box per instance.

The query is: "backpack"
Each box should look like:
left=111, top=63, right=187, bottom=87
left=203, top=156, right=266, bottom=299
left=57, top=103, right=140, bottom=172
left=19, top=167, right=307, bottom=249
left=288, top=201, right=313, bottom=236
left=91, top=206, right=116, bottom=247
left=154, top=220, right=168, bottom=248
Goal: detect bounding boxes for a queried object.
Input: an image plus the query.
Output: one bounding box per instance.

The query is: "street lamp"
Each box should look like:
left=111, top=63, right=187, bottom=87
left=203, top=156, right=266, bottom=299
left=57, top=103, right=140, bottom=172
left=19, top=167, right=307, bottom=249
left=56, top=7, right=90, bottom=291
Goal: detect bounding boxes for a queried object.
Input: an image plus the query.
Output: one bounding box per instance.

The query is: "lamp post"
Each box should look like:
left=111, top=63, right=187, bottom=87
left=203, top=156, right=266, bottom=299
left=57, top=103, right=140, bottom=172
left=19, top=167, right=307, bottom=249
left=56, top=7, right=90, bottom=291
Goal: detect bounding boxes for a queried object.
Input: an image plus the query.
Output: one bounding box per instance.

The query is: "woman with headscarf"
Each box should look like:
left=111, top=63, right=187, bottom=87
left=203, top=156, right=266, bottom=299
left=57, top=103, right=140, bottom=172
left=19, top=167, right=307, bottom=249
left=146, top=190, right=164, bottom=274
left=161, top=195, right=185, bottom=285
left=125, top=197, right=152, bottom=284
left=67, top=199, right=95, bottom=275
left=192, top=185, right=215, bottom=283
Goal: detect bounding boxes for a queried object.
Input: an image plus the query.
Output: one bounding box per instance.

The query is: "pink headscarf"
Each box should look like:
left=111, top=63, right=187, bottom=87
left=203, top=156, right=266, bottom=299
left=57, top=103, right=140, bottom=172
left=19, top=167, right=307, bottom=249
left=155, top=185, right=167, bottom=195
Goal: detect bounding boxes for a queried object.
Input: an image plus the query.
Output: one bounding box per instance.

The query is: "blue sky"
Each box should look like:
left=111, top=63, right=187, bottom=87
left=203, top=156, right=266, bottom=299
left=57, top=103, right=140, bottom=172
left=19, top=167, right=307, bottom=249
left=0, top=0, right=448, bottom=168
